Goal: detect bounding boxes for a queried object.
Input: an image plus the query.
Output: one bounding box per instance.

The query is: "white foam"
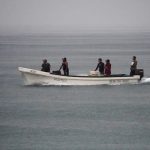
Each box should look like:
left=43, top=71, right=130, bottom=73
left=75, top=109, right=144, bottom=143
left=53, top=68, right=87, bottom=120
left=140, top=77, right=150, bottom=83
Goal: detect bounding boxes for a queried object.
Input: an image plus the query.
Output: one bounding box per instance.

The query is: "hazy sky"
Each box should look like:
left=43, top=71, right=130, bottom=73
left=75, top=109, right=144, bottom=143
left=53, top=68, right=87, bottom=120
left=0, top=0, right=150, bottom=34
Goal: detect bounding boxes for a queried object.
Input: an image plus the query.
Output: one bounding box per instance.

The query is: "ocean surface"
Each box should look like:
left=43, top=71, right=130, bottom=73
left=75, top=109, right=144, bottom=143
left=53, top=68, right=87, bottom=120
left=0, top=32, right=150, bottom=150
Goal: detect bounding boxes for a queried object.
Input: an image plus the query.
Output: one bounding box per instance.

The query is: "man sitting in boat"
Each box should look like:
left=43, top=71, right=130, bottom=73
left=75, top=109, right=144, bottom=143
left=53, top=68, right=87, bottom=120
left=105, top=59, right=111, bottom=76
left=59, top=57, right=69, bottom=76
left=95, top=58, right=104, bottom=75
left=41, top=59, right=51, bottom=72
left=130, top=56, right=137, bottom=76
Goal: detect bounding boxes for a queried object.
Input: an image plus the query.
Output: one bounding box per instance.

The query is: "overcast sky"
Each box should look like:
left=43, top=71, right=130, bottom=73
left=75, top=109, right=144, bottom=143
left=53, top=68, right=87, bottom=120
left=0, top=0, right=150, bottom=34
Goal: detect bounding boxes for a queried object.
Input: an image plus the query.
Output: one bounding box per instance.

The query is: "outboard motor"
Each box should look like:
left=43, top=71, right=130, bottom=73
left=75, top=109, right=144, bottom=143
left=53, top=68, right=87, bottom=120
left=135, top=69, right=144, bottom=79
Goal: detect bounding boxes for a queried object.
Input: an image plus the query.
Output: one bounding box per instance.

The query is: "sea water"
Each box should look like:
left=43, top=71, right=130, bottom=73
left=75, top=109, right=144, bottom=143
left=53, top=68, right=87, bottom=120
left=0, top=32, right=150, bottom=150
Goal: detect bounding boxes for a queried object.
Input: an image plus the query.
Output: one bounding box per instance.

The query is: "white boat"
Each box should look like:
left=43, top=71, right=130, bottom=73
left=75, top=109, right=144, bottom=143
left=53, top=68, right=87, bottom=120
left=18, top=67, right=143, bottom=86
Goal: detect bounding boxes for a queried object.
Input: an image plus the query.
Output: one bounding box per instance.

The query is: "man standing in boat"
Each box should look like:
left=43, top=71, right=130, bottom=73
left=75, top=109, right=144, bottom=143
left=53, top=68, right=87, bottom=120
left=130, top=56, right=137, bottom=76
left=105, top=59, right=111, bottom=76
left=41, top=59, right=51, bottom=72
left=95, top=58, right=104, bottom=75
left=59, top=57, right=69, bottom=76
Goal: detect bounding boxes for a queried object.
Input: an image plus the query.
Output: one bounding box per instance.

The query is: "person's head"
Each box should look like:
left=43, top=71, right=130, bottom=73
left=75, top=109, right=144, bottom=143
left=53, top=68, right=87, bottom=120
left=98, top=58, right=102, bottom=62
left=133, top=56, right=136, bottom=61
left=106, top=59, right=110, bottom=64
left=63, top=57, right=67, bottom=62
left=43, top=59, right=47, bottom=63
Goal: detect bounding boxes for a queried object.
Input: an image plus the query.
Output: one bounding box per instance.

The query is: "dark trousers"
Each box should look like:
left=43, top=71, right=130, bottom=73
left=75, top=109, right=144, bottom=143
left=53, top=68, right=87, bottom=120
left=63, top=69, right=69, bottom=76
left=130, top=69, right=136, bottom=76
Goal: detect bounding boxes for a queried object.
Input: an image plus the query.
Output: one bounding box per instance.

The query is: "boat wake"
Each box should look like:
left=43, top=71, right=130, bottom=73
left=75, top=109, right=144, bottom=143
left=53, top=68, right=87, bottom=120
left=140, top=77, right=150, bottom=84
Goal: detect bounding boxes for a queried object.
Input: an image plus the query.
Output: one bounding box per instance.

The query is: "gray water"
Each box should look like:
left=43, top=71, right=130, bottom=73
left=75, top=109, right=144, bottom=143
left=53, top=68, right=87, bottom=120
left=0, top=32, right=150, bottom=150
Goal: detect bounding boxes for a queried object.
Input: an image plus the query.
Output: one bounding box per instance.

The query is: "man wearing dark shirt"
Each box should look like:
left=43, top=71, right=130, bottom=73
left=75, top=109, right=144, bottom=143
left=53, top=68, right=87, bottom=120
left=130, top=56, right=137, bottom=76
left=95, top=58, right=104, bottom=75
left=41, top=59, right=51, bottom=72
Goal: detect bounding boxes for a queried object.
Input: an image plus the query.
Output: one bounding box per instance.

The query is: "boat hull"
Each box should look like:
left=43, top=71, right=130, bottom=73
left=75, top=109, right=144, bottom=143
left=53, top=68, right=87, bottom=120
left=18, top=67, right=140, bottom=86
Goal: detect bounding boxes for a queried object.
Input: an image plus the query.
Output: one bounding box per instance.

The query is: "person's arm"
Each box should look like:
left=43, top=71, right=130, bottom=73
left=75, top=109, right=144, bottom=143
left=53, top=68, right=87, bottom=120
left=59, top=64, right=63, bottom=71
left=48, top=63, right=51, bottom=73
left=134, top=61, right=137, bottom=67
left=95, top=63, right=99, bottom=71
